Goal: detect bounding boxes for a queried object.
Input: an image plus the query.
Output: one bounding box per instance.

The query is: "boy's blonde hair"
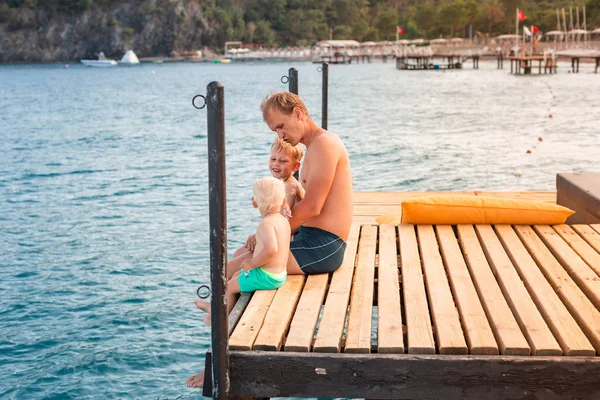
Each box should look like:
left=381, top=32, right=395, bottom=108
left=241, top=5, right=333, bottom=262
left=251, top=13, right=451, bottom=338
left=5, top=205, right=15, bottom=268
left=271, top=137, right=304, bottom=163
left=261, top=91, right=309, bottom=121
left=253, top=176, right=286, bottom=213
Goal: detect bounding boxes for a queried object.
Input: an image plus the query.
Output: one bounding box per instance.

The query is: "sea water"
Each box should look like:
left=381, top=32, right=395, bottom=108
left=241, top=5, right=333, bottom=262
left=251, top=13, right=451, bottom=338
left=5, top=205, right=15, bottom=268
left=1, top=60, right=599, bottom=399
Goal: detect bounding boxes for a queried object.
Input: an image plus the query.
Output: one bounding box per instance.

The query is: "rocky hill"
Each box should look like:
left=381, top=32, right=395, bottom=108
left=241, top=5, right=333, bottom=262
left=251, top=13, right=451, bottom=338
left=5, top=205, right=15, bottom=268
left=0, top=0, right=209, bottom=63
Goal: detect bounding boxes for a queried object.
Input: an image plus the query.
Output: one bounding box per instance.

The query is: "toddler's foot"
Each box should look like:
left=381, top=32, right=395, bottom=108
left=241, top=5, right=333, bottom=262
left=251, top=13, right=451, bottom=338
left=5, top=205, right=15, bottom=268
left=186, top=370, right=205, bottom=388
left=194, top=297, right=211, bottom=312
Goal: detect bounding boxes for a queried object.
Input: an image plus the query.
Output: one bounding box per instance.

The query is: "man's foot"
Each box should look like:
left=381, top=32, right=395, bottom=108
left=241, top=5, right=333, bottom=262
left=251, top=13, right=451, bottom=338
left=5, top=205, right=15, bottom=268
left=203, top=313, right=212, bottom=326
left=194, top=297, right=210, bottom=312
left=186, top=370, right=205, bottom=388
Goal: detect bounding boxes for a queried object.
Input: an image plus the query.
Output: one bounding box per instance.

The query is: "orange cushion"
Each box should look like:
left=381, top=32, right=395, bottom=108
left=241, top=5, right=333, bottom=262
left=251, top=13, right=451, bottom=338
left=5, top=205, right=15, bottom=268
left=376, top=195, right=575, bottom=225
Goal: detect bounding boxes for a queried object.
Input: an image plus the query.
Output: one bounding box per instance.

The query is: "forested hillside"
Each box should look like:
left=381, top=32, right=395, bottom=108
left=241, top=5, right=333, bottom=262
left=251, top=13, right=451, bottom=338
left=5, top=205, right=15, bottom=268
left=1, top=0, right=599, bottom=62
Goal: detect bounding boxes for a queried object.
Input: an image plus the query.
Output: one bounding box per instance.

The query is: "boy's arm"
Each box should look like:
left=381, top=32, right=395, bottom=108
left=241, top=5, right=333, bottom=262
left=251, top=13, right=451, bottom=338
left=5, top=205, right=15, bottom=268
left=244, top=224, right=278, bottom=270
left=288, top=139, right=338, bottom=232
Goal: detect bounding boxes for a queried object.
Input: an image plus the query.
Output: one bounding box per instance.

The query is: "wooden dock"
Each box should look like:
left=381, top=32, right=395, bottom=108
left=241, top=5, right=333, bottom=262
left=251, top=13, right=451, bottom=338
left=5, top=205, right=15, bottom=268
left=509, top=56, right=557, bottom=75
left=206, top=191, right=600, bottom=399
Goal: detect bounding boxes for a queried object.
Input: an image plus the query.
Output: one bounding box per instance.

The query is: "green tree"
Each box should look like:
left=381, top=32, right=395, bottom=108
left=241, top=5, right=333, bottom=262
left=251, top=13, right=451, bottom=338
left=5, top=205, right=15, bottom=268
left=352, top=19, right=369, bottom=41
left=376, top=10, right=397, bottom=40
left=333, top=24, right=352, bottom=39
left=439, top=0, right=468, bottom=37
left=481, top=0, right=505, bottom=34
left=254, top=19, right=275, bottom=45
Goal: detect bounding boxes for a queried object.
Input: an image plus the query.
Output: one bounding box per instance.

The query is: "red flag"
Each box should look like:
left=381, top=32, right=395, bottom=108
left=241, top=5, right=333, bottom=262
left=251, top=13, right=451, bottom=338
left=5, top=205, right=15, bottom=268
left=531, top=25, right=539, bottom=34
left=517, top=10, right=527, bottom=21
left=397, top=27, right=404, bottom=34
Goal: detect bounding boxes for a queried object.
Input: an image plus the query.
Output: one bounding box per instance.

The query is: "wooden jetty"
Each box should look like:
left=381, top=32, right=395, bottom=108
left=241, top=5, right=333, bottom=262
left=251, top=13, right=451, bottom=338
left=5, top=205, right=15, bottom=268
left=396, top=55, right=480, bottom=71
left=509, top=56, right=557, bottom=75
left=203, top=190, right=600, bottom=399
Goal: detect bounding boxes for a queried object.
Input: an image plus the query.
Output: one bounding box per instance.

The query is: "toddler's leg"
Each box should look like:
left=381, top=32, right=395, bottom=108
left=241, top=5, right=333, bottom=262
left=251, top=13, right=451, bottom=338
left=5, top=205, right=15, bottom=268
left=194, top=297, right=210, bottom=313
left=186, top=369, right=205, bottom=388
left=227, top=271, right=242, bottom=313
left=226, top=252, right=253, bottom=280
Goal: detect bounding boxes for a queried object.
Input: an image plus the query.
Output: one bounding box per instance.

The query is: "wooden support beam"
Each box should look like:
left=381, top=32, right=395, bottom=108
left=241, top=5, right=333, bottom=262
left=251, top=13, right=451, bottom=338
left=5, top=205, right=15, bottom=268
left=230, top=352, right=600, bottom=399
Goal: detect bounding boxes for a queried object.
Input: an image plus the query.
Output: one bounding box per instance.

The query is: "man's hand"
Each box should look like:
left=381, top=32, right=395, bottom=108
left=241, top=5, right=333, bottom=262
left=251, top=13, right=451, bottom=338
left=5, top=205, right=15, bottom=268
left=281, top=204, right=293, bottom=219
left=241, top=259, right=252, bottom=274
left=245, top=234, right=256, bottom=251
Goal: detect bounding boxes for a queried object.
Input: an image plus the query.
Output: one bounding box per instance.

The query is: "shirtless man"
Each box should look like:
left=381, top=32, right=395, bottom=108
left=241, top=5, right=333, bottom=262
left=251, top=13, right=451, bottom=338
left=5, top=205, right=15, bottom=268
left=256, top=91, right=353, bottom=274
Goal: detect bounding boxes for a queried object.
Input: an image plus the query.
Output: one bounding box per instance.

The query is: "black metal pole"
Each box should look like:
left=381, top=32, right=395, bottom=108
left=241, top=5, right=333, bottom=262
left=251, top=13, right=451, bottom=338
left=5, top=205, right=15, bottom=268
left=321, top=62, right=328, bottom=130
left=206, top=81, right=229, bottom=400
left=288, top=67, right=298, bottom=95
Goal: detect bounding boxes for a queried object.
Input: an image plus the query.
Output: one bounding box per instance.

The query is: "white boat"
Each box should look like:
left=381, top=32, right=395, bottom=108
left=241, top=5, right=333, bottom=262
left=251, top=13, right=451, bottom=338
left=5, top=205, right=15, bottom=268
left=80, top=52, right=118, bottom=67
left=119, top=50, right=140, bottom=65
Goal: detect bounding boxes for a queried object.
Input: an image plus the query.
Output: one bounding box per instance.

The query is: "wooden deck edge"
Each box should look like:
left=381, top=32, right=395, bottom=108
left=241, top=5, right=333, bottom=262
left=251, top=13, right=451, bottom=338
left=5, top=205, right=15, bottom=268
left=230, top=352, right=600, bottom=399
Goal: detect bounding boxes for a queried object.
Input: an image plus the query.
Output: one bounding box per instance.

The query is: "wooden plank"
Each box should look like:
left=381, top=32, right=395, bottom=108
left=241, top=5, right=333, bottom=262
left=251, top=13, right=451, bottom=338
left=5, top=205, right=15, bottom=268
left=555, top=224, right=600, bottom=278
left=352, top=191, right=555, bottom=206
left=475, top=225, right=562, bottom=356
left=474, top=191, right=556, bottom=203
left=353, top=204, right=404, bottom=216
left=457, top=225, right=530, bottom=355
left=592, top=224, right=600, bottom=235
left=377, top=224, right=404, bottom=354
left=353, top=191, right=476, bottom=205
left=229, top=289, right=277, bottom=350
left=230, top=352, right=600, bottom=400
left=416, top=225, right=467, bottom=355
left=398, top=224, right=435, bottom=354
left=253, top=275, right=306, bottom=351
left=514, top=225, right=600, bottom=353
left=436, top=226, right=498, bottom=355
left=284, top=274, right=329, bottom=352
left=228, top=292, right=252, bottom=335
left=313, top=223, right=360, bottom=352
left=534, top=225, right=600, bottom=310
left=495, top=225, right=595, bottom=356
left=345, top=225, right=377, bottom=353
left=572, top=224, right=600, bottom=256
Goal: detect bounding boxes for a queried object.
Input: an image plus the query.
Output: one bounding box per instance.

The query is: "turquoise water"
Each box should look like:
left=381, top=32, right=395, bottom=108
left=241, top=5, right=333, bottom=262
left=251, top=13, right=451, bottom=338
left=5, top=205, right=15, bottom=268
left=1, top=60, right=599, bottom=399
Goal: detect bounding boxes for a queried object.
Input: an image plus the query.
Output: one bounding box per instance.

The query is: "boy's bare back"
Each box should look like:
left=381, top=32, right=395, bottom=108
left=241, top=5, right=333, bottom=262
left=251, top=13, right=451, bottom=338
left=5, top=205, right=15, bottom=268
left=253, top=213, right=291, bottom=274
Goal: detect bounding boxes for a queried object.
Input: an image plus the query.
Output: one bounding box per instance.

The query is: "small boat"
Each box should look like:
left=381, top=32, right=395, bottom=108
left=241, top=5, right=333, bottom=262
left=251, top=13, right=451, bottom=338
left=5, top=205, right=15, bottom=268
left=80, top=52, right=117, bottom=67
left=120, top=50, right=140, bottom=65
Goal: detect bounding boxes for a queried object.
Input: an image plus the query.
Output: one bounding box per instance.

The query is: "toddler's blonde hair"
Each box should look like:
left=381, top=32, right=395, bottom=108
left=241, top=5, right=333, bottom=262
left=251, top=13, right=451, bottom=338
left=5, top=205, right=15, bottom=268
left=253, top=176, right=286, bottom=213
left=271, top=137, right=304, bottom=163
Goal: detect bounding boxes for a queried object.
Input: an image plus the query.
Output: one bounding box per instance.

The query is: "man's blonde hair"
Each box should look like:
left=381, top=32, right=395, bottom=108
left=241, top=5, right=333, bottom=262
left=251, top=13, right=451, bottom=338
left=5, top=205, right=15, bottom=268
left=253, top=176, right=285, bottom=213
left=261, top=91, right=309, bottom=120
left=271, top=137, right=304, bottom=163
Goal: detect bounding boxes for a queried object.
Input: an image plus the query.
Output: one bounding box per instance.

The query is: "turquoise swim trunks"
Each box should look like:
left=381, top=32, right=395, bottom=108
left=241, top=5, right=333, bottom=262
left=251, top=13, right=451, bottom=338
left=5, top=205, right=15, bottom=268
left=238, top=267, right=287, bottom=293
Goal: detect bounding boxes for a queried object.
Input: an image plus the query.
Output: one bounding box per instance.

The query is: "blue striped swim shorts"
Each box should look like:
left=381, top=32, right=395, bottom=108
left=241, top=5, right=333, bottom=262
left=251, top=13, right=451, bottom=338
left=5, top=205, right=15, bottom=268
left=290, top=226, right=347, bottom=274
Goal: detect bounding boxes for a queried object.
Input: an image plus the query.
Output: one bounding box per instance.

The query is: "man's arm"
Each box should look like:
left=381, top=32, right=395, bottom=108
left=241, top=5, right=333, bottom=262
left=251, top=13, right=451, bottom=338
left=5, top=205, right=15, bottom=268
left=288, top=137, right=338, bottom=232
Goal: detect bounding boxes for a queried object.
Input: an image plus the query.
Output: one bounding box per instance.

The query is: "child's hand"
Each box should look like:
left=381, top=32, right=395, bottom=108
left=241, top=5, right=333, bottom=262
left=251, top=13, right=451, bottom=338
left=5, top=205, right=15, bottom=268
left=281, top=204, right=292, bottom=219
left=241, top=259, right=252, bottom=274
left=244, top=234, right=256, bottom=251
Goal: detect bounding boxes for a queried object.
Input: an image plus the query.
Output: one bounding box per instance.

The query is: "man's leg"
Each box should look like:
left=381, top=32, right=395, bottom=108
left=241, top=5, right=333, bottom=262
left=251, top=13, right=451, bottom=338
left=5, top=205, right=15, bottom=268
left=286, top=249, right=304, bottom=275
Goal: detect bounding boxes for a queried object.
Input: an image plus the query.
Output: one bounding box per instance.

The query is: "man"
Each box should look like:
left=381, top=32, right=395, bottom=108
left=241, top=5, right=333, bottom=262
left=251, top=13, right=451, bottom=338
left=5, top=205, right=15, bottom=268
left=256, top=91, right=353, bottom=275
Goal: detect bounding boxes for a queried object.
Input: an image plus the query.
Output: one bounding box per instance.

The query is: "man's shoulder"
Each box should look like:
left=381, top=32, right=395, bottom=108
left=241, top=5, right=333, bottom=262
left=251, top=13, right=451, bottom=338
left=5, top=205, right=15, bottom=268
left=311, top=131, right=344, bottom=152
